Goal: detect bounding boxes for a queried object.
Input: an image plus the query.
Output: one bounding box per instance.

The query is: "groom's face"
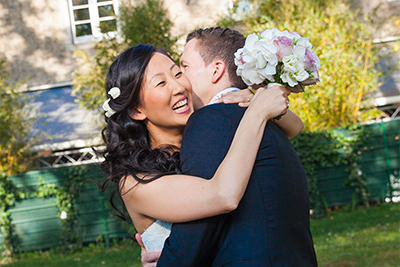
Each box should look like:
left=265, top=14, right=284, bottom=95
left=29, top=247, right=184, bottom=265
left=180, top=38, right=214, bottom=110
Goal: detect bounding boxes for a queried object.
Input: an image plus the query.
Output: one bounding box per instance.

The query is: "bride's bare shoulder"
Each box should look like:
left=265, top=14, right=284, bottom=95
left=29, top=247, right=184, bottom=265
left=119, top=174, right=153, bottom=197
left=119, top=175, right=139, bottom=196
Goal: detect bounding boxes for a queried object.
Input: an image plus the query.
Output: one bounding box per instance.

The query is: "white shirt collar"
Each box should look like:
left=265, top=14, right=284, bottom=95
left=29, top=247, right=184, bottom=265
left=208, top=87, right=240, bottom=105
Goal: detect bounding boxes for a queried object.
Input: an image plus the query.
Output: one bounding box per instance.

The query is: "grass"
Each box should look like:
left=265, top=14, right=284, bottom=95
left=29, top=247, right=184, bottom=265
left=3, top=242, right=143, bottom=267
left=311, top=203, right=400, bottom=266
left=3, top=203, right=399, bottom=266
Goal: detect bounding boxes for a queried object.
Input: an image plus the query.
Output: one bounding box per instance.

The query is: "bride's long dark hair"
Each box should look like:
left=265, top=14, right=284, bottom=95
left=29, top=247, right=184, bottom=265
left=98, top=45, right=181, bottom=221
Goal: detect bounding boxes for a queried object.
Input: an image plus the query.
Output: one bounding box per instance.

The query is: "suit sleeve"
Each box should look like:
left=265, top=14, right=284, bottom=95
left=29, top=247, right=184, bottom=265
left=157, top=106, right=237, bottom=267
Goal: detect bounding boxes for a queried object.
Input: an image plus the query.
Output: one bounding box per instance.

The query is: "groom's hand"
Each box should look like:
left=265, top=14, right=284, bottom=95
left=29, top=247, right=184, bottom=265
left=135, top=233, right=161, bottom=267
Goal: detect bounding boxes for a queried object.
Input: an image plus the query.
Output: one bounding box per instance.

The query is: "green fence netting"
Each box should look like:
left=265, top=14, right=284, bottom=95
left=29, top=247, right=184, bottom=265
left=2, top=165, right=130, bottom=253
left=315, top=119, right=399, bottom=208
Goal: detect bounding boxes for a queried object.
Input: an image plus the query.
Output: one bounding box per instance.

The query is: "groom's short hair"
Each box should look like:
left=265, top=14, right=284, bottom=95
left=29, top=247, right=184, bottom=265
left=186, top=27, right=247, bottom=89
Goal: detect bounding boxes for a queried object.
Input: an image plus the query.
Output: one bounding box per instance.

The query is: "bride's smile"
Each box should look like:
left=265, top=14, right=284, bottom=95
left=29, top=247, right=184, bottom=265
left=172, top=96, right=190, bottom=114
left=133, top=53, right=193, bottom=134
left=131, top=52, right=194, bottom=147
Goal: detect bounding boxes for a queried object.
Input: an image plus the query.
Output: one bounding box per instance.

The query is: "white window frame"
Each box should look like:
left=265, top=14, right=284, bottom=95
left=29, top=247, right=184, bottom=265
left=67, top=0, right=120, bottom=44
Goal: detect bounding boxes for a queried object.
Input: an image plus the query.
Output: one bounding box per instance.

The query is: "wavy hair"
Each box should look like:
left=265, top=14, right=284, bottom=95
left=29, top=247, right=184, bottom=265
left=97, top=45, right=181, bottom=221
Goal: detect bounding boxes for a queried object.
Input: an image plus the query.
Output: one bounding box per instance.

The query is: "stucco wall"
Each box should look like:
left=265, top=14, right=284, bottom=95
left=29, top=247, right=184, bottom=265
left=351, top=0, right=400, bottom=39
left=0, top=0, right=230, bottom=87
left=1, top=0, right=398, bottom=88
left=164, top=0, right=231, bottom=47
left=0, top=0, right=77, bottom=87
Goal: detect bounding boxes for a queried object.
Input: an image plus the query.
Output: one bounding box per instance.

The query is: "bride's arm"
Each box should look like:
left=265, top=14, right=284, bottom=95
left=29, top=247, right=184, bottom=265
left=272, top=110, right=304, bottom=139
left=121, top=86, right=290, bottom=223
left=216, top=87, right=304, bottom=139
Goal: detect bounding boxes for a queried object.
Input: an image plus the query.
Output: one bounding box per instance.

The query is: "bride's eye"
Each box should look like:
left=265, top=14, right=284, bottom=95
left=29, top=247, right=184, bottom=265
left=156, top=81, right=166, bottom=87
left=175, top=71, right=183, bottom=78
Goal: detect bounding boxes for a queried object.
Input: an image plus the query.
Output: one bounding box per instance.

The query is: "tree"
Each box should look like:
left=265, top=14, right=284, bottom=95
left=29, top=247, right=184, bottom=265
left=0, top=59, right=38, bottom=175
left=222, top=0, right=386, bottom=131
left=72, top=0, right=178, bottom=114
left=119, top=0, right=178, bottom=59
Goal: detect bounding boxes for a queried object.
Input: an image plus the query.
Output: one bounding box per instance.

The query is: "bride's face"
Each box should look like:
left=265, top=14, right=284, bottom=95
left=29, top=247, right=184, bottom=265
left=133, top=52, right=193, bottom=134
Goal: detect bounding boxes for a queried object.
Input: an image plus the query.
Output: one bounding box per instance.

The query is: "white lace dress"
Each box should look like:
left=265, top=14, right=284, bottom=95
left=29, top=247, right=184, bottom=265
left=140, top=220, right=172, bottom=252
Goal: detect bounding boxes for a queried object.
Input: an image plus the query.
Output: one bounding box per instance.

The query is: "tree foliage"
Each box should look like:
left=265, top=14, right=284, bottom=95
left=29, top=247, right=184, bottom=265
left=119, top=0, right=178, bottom=58
left=0, top=59, right=40, bottom=260
left=224, top=0, right=386, bottom=131
left=0, top=59, right=38, bottom=175
left=72, top=0, right=178, bottom=114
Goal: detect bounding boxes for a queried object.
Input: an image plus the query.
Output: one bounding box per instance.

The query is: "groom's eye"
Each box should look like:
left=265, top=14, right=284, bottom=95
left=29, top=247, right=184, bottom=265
left=175, top=71, right=182, bottom=78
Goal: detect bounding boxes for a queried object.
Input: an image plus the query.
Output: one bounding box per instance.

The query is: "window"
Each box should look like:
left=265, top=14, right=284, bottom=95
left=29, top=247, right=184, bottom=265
left=68, top=0, right=119, bottom=44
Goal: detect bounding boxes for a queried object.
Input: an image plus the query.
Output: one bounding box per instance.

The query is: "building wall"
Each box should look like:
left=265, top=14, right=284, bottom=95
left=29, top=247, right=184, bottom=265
left=163, top=0, right=231, bottom=47
left=0, top=0, right=76, bottom=87
left=351, top=0, right=400, bottom=40
left=0, top=0, right=230, bottom=88
left=1, top=0, right=398, bottom=93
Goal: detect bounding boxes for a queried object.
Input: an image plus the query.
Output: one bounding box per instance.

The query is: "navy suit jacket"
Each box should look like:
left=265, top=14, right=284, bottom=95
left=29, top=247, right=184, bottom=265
left=157, top=103, right=317, bottom=266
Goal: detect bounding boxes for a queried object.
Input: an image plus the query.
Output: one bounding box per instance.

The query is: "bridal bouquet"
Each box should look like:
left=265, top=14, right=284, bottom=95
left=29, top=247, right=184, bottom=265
left=234, top=28, right=320, bottom=92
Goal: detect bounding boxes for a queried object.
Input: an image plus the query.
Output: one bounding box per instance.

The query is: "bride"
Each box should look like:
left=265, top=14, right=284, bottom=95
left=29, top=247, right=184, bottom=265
left=99, top=44, right=301, bottom=254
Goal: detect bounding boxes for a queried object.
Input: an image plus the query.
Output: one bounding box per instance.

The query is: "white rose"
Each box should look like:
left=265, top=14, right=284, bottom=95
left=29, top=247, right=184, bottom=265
left=296, top=36, right=313, bottom=50
left=292, top=45, right=306, bottom=60
left=281, top=54, right=309, bottom=87
left=243, top=33, right=259, bottom=50
left=241, top=61, right=265, bottom=85
left=234, top=48, right=246, bottom=68
left=260, top=28, right=279, bottom=43
left=237, top=37, right=278, bottom=85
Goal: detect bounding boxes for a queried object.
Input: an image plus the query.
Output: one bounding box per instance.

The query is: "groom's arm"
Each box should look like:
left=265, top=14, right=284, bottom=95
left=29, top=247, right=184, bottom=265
left=157, top=106, right=238, bottom=267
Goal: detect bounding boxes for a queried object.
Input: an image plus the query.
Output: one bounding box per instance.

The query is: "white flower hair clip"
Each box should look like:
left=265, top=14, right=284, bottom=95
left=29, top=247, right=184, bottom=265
left=102, top=87, right=121, bottom=118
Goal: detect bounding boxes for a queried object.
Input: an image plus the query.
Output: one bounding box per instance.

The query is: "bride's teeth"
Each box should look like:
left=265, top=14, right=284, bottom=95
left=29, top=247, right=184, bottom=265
left=172, top=98, right=188, bottom=110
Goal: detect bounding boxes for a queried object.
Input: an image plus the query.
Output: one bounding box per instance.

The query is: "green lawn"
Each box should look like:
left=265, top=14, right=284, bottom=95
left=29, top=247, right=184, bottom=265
left=3, top=243, right=143, bottom=267
left=311, top=203, right=400, bottom=267
left=4, top=203, right=399, bottom=266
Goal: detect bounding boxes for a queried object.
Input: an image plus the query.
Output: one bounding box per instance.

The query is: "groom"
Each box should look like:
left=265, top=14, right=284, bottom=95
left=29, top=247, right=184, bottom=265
left=142, top=27, right=317, bottom=266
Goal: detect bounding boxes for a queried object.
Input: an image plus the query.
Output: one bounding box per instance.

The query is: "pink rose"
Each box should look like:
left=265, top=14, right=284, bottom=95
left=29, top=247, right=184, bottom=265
left=304, top=49, right=320, bottom=72
left=273, top=36, right=294, bottom=61
left=289, top=31, right=301, bottom=38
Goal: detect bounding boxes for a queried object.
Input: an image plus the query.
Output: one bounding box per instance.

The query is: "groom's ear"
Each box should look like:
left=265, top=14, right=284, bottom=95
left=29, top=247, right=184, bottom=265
left=130, top=108, right=147, bottom=121
left=211, top=60, right=226, bottom=83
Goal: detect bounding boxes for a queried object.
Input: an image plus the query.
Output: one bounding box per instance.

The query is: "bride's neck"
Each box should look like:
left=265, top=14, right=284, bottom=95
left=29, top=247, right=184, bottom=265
left=147, top=124, right=184, bottom=149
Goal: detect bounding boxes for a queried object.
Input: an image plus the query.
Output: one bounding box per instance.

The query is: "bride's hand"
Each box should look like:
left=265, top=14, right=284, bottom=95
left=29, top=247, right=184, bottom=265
left=136, top=233, right=161, bottom=267
left=215, top=88, right=255, bottom=107
left=248, top=85, right=291, bottom=121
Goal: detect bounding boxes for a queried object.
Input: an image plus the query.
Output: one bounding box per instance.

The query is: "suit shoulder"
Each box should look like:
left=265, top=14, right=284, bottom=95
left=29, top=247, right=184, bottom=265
left=189, top=104, right=245, bottom=125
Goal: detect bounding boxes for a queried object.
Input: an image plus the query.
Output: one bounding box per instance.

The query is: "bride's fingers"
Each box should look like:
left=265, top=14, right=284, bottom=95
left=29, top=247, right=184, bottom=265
left=238, top=101, right=250, bottom=107
left=221, top=88, right=254, bottom=98
left=216, top=95, right=253, bottom=104
left=218, top=88, right=255, bottom=104
left=136, top=233, right=162, bottom=266
left=253, top=87, right=266, bottom=97
left=142, top=251, right=161, bottom=265
left=135, top=233, right=146, bottom=249
left=281, top=87, right=291, bottom=97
